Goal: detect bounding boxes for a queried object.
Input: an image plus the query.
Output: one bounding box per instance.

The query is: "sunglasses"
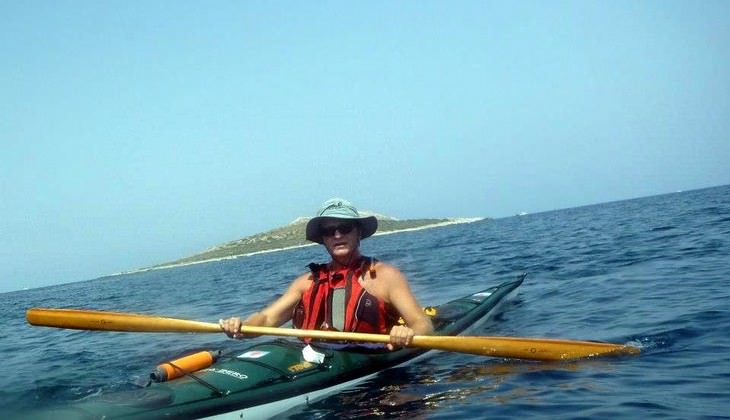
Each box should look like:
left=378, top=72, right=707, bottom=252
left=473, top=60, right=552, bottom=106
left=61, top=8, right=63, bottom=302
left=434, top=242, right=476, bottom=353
left=320, top=222, right=356, bottom=237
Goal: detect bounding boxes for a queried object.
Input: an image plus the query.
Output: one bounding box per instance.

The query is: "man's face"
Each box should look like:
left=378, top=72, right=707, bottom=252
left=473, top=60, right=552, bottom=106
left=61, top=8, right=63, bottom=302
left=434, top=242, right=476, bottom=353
left=320, top=219, right=360, bottom=258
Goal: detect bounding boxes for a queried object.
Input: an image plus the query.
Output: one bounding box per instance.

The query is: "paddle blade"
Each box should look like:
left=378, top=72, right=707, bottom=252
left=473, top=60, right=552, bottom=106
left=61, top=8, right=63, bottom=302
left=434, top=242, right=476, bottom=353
left=410, top=335, right=640, bottom=361
left=26, top=308, right=222, bottom=333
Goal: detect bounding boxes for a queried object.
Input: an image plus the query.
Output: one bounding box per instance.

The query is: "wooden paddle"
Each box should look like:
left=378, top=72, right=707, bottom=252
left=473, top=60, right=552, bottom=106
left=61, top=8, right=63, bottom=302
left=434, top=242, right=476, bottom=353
left=26, top=308, right=640, bottom=362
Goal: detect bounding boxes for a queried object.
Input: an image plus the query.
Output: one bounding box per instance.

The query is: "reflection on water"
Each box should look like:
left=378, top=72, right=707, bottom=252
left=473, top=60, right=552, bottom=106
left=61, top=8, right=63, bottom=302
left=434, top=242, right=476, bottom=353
left=281, top=355, right=622, bottom=419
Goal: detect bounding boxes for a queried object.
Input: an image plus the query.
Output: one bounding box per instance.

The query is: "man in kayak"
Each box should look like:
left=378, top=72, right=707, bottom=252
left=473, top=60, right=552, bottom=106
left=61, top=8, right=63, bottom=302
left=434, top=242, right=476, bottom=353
left=220, top=198, right=433, bottom=350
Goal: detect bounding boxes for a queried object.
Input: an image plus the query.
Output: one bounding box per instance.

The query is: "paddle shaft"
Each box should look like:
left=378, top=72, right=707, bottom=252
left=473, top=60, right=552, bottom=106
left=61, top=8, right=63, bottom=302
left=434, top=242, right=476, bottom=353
left=26, top=308, right=639, bottom=361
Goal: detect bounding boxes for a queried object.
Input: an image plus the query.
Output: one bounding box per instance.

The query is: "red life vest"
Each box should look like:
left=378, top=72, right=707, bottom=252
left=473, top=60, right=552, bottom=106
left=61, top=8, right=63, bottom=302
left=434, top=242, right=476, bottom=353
left=292, top=257, right=398, bottom=334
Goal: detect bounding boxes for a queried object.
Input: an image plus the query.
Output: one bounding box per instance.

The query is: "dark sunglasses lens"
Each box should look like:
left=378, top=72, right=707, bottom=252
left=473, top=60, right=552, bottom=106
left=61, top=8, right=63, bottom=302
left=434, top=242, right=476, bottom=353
left=338, top=223, right=354, bottom=234
left=321, top=223, right=355, bottom=237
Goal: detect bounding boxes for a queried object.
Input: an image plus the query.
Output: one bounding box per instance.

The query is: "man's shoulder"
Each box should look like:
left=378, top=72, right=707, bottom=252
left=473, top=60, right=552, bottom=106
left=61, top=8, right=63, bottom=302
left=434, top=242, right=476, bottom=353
left=291, top=272, right=314, bottom=288
left=372, top=261, right=405, bottom=279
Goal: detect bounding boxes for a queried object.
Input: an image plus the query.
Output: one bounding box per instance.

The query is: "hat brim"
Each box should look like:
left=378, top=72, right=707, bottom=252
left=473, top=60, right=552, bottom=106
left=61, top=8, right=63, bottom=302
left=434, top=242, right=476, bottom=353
left=305, top=215, right=378, bottom=244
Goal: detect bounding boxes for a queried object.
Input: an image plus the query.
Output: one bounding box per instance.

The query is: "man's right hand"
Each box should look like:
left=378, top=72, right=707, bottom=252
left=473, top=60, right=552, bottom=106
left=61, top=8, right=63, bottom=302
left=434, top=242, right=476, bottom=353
left=219, top=317, right=244, bottom=339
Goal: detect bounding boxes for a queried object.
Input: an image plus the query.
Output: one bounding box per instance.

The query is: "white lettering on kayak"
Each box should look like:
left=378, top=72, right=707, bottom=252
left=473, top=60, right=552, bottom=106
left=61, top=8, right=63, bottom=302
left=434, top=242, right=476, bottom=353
left=203, top=368, right=249, bottom=381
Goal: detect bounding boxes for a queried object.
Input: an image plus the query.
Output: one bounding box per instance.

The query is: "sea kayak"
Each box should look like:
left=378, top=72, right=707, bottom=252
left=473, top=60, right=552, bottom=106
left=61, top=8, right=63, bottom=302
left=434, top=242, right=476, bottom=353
left=26, top=274, right=525, bottom=420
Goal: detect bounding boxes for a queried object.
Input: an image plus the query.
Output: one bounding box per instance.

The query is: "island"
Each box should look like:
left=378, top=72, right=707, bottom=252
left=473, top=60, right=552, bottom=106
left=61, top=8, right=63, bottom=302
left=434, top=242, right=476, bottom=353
left=139, top=215, right=484, bottom=272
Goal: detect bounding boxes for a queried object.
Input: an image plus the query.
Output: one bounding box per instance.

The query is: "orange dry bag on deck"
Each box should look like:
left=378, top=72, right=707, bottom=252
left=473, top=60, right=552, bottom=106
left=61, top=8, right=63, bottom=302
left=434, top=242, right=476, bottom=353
left=151, top=350, right=218, bottom=382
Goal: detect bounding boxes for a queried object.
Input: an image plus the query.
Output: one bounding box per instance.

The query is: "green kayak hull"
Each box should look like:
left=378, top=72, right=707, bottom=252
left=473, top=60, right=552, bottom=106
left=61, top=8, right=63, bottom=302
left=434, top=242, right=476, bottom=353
left=27, top=274, right=525, bottom=420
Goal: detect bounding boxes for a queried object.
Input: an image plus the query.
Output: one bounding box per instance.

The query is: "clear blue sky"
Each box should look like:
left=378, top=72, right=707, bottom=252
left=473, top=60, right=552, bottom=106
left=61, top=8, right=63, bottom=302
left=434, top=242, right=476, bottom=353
left=2, top=1, right=728, bottom=292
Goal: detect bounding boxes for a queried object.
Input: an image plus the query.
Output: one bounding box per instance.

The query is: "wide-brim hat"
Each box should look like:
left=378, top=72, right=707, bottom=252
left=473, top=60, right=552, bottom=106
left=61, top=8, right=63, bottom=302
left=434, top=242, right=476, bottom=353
left=305, top=198, right=378, bottom=244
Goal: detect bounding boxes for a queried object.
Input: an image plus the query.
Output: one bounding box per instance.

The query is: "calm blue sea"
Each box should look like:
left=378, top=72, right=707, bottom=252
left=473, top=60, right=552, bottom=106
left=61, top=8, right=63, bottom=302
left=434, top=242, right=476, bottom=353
left=1, top=185, right=729, bottom=419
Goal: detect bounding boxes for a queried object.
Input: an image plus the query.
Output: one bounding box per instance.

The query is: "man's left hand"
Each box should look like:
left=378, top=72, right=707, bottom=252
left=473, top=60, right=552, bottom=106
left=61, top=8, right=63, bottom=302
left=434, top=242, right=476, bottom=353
left=386, top=325, right=415, bottom=351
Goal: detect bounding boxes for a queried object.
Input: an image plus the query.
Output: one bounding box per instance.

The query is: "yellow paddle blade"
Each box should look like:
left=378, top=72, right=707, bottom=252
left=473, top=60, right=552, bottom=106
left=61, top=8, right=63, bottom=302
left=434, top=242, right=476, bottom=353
left=410, top=334, right=640, bottom=361
left=26, top=308, right=640, bottom=361
left=26, top=308, right=221, bottom=333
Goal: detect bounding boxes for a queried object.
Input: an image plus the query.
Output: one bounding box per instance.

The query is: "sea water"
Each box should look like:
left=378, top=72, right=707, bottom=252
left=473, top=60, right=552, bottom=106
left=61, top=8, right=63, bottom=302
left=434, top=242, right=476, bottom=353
left=1, top=185, right=728, bottom=419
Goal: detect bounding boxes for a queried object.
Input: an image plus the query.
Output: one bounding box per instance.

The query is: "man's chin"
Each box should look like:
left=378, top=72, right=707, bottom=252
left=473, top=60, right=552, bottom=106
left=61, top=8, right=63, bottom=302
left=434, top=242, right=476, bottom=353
left=329, top=246, right=354, bottom=258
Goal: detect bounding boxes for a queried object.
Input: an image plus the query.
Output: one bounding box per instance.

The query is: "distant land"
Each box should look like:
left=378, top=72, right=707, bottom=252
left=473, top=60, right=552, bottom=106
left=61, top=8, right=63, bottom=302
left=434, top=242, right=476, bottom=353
left=134, top=214, right=485, bottom=273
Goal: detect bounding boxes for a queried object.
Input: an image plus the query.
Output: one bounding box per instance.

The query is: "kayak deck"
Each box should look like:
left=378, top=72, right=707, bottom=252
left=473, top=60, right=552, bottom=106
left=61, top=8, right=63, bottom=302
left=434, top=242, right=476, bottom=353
left=26, top=274, right=525, bottom=420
